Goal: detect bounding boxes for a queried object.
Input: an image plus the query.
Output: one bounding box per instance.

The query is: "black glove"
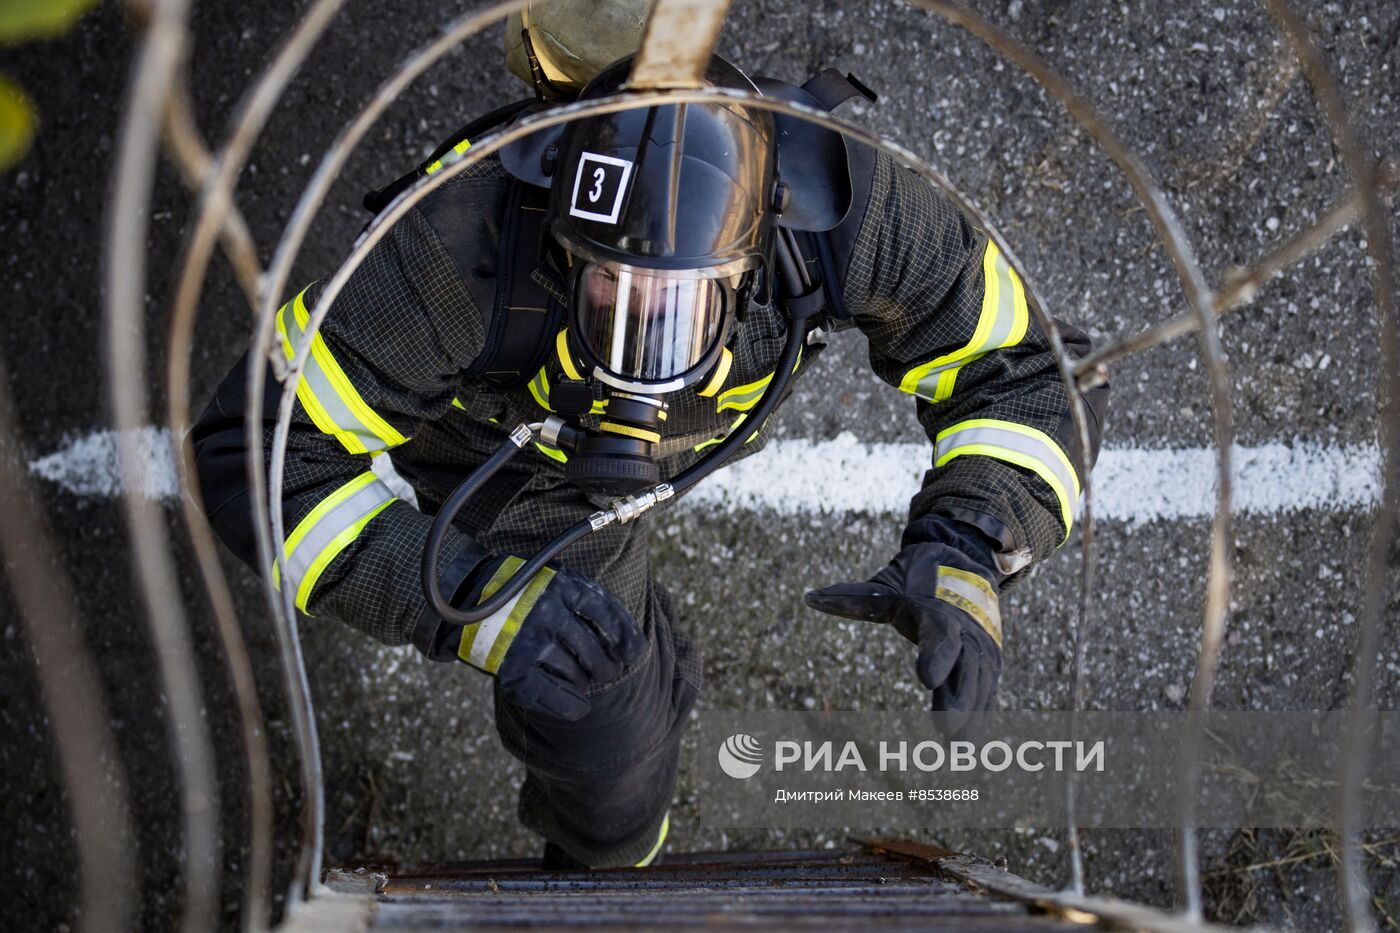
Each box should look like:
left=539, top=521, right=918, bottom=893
left=805, top=517, right=1004, bottom=735
left=417, top=555, right=646, bottom=722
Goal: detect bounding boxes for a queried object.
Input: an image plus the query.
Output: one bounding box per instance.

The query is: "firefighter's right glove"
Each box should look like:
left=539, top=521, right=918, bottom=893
left=425, top=556, right=646, bottom=722
left=804, top=522, right=1004, bottom=735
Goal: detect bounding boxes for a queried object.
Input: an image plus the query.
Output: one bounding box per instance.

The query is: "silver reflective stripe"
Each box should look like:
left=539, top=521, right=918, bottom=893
left=936, top=566, right=1002, bottom=646
left=280, top=475, right=395, bottom=610
left=934, top=420, right=1079, bottom=537
left=904, top=240, right=1027, bottom=403
left=467, top=589, right=528, bottom=670
left=980, top=246, right=1023, bottom=351
left=279, top=293, right=403, bottom=454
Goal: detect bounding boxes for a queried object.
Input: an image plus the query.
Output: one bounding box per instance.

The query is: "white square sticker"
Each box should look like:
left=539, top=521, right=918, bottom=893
left=569, top=151, right=634, bottom=225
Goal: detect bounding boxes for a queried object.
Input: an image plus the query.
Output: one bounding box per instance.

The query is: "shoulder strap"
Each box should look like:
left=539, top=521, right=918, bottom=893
left=800, top=69, right=878, bottom=111
left=463, top=180, right=563, bottom=389
left=362, top=98, right=536, bottom=216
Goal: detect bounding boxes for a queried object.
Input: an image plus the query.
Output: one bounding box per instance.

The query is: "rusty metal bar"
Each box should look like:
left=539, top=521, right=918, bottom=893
left=626, top=0, right=733, bottom=89
left=1262, top=3, right=1398, bottom=931
left=910, top=2, right=1234, bottom=908
left=0, top=356, right=136, bottom=933
left=864, top=839, right=1237, bottom=933
left=160, top=81, right=264, bottom=309
left=244, top=0, right=527, bottom=898
left=105, top=1, right=220, bottom=932
left=1074, top=161, right=1398, bottom=390
left=164, top=0, right=348, bottom=916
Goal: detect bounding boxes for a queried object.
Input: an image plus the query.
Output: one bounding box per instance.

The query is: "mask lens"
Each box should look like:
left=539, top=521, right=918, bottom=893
left=574, top=264, right=728, bottom=382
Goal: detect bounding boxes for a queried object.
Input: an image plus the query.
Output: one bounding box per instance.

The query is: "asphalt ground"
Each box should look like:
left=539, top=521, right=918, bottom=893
left=1, top=1, right=1398, bottom=930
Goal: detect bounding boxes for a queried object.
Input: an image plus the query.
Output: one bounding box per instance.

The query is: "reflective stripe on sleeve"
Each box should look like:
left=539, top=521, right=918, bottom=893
left=272, top=472, right=397, bottom=614
left=936, top=566, right=1002, bottom=647
left=934, top=418, right=1080, bottom=539
left=457, top=556, right=556, bottom=674
left=898, top=240, right=1029, bottom=403
left=276, top=287, right=409, bottom=455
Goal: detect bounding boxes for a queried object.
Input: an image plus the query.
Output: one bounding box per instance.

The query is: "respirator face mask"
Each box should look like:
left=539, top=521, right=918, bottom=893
left=556, top=260, right=742, bottom=497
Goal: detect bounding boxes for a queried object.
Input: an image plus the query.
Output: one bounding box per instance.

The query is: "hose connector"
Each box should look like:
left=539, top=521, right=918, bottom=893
left=586, top=482, right=675, bottom=531
left=508, top=423, right=536, bottom=448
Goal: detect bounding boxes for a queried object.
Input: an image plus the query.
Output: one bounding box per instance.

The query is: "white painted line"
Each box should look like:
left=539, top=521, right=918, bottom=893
left=27, top=427, right=1383, bottom=524
left=28, top=427, right=181, bottom=500
left=685, top=432, right=1382, bottom=524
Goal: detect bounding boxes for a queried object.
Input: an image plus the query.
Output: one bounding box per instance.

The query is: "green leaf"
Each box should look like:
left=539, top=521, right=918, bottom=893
left=0, top=75, right=35, bottom=173
left=0, top=0, right=99, bottom=43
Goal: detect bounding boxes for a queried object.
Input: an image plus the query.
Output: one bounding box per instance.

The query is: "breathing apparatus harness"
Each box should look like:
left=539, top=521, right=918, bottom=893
left=364, top=61, right=874, bottom=626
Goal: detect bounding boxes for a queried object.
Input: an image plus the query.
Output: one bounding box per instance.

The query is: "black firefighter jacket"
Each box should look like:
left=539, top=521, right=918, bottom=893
left=193, top=148, right=1107, bottom=648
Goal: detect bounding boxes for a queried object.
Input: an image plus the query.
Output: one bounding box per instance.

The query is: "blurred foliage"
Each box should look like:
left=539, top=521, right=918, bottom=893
left=0, top=0, right=99, bottom=42
left=0, top=76, right=34, bottom=172
left=0, top=0, right=101, bottom=173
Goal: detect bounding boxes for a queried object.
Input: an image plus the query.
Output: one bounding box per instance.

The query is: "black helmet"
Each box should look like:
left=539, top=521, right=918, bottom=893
left=513, top=56, right=777, bottom=393
left=548, top=56, right=775, bottom=276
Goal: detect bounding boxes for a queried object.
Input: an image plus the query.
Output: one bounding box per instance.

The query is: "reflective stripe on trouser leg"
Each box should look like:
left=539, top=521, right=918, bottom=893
left=898, top=239, right=1029, bottom=403
left=276, top=286, right=408, bottom=455
left=273, top=472, right=397, bottom=614
left=635, top=811, right=669, bottom=867
left=457, top=556, right=557, bottom=674
left=936, top=566, right=1002, bottom=646
left=934, top=418, right=1080, bottom=539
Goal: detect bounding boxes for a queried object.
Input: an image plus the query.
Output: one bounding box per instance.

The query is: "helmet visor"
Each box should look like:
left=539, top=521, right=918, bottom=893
left=573, top=263, right=730, bottom=382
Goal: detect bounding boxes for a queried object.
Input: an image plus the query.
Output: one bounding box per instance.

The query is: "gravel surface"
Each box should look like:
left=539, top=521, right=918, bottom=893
left=1, top=1, right=1397, bottom=930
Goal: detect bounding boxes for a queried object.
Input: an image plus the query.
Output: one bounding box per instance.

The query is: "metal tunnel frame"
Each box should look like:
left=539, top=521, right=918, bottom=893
left=0, top=0, right=1379, bottom=930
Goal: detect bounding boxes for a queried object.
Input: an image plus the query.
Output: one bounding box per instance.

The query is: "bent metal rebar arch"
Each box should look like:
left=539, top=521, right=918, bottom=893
left=30, top=0, right=1385, bottom=930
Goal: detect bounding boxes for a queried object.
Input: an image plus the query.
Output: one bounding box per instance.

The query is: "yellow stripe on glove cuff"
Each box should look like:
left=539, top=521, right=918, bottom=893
left=457, top=557, right=556, bottom=674
left=935, top=566, right=1002, bottom=647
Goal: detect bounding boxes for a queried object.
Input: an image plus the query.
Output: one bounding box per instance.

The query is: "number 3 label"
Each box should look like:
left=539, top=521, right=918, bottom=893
left=569, top=152, right=634, bottom=225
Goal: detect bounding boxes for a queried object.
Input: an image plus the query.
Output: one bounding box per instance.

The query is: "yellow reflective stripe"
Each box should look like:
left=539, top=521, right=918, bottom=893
left=424, top=138, right=471, bottom=176
left=694, top=414, right=763, bottom=452
left=528, top=367, right=553, bottom=412
left=556, top=329, right=583, bottom=381
left=934, top=418, right=1079, bottom=539
left=696, top=347, right=733, bottom=398
left=715, top=346, right=803, bottom=412
left=899, top=240, right=1030, bottom=403
left=635, top=812, right=670, bottom=867
left=936, top=566, right=1002, bottom=646
left=295, top=499, right=393, bottom=612
left=484, top=567, right=554, bottom=672
left=277, top=288, right=408, bottom=455
left=534, top=442, right=568, bottom=463
left=458, top=557, right=523, bottom=663
left=458, top=559, right=557, bottom=674
left=451, top=397, right=466, bottom=411
left=292, top=292, right=408, bottom=448
left=276, top=293, right=360, bottom=453
left=599, top=422, right=661, bottom=444
left=274, top=471, right=376, bottom=585
left=272, top=471, right=396, bottom=614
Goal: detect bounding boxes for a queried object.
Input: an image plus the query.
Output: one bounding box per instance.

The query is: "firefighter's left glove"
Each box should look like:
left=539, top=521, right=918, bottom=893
left=804, top=518, right=1004, bottom=735
left=422, top=556, right=647, bottom=722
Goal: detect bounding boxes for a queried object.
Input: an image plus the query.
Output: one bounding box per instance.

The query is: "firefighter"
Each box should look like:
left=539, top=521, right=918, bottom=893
left=193, top=50, right=1106, bottom=869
